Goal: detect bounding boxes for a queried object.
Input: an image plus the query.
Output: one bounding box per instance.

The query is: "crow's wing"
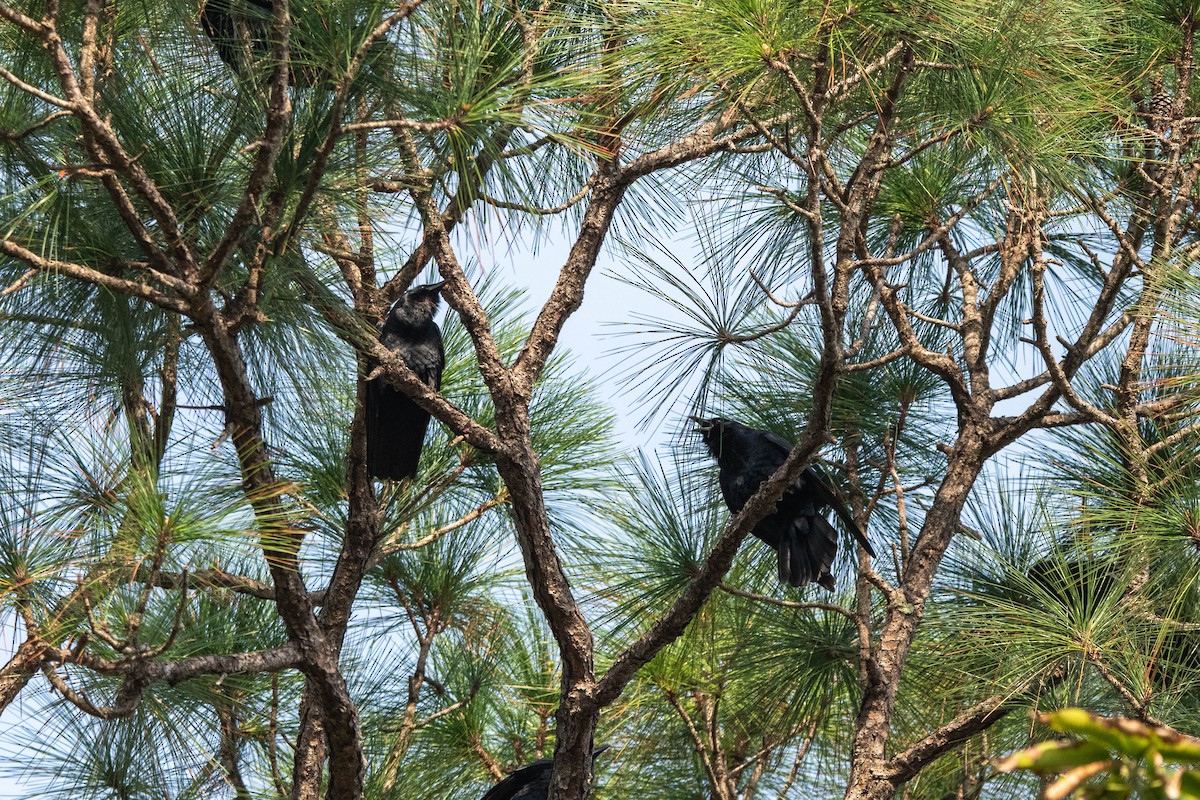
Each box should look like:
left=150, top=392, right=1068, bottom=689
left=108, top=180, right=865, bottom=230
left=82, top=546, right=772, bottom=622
left=376, top=321, right=443, bottom=390
left=756, top=431, right=846, bottom=508
left=748, top=427, right=819, bottom=502
left=364, top=373, right=383, bottom=474
left=758, top=428, right=796, bottom=460
left=750, top=426, right=874, bottom=559
left=365, top=376, right=421, bottom=480
left=407, top=324, right=444, bottom=389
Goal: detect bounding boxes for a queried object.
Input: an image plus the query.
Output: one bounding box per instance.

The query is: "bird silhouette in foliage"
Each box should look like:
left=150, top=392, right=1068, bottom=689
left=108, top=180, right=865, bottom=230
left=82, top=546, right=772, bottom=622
left=200, top=0, right=392, bottom=86
left=366, top=282, right=445, bottom=481
left=479, top=760, right=553, bottom=800
left=200, top=0, right=278, bottom=76
left=478, top=748, right=607, bottom=800
left=692, top=416, right=874, bottom=590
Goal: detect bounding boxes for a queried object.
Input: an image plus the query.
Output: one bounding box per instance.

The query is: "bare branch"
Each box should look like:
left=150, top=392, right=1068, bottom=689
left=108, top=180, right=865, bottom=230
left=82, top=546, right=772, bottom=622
left=340, top=118, right=460, bottom=134
left=47, top=641, right=303, bottom=685
left=41, top=663, right=145, bottom=720
left=662, top=688, right=721, bottom=790
left=0, top=240, right=189, bottom=312
left=391, top=127, right=514, bottom=401
left=843, top=345, right=911, bottom=373
left=482, top=184, right=592, bottom=216
left=716, top=582, right=860, bottom=621
left=0, top=63, right=72, bottom=107
left=379, top=492, right=508, bottom=555
left=1090, top=656, right=1161, bottom=726
left=1028, top=247, right=1117, bottom=427
left=0, top=268, right=37, bottom=297
left=857, top=177, right=1004, bottom=270
left=884, top=665, right=1067, bottom=785
left=0, top=2, right=47, bottom=32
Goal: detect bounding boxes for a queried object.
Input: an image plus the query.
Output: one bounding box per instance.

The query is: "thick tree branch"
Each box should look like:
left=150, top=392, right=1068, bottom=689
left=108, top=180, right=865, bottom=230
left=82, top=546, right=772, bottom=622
left=0, top=638, right=47, bottom=717
left=884, top=665, right=1067, bottom=786
left=0, top=240, right=189, bottom=312
left=40, top=641, right=303, bottom=685
left=190, top=295, right=365, bottom=800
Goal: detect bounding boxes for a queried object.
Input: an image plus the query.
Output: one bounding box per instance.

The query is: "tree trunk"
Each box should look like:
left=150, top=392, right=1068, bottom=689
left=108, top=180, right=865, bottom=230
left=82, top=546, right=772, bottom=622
left=493, top=439, right=597, bottom=799
left=845, top=428, right=987, bottom=800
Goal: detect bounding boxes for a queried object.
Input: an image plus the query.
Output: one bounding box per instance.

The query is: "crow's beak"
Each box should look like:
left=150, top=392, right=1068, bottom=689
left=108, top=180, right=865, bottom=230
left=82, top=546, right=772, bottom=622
left=408, top=280, right=446, bottom=298
left=688, top=415, right=709, bottom=432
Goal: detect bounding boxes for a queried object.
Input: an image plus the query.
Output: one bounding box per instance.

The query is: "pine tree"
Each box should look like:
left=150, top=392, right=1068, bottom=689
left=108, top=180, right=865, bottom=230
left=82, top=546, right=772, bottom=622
left=2, top=2, right=1200, bottom=800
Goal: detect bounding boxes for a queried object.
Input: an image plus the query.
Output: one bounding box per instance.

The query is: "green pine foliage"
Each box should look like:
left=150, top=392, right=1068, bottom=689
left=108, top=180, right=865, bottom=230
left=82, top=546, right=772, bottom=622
left=3, top=0, right=1200, bottom=798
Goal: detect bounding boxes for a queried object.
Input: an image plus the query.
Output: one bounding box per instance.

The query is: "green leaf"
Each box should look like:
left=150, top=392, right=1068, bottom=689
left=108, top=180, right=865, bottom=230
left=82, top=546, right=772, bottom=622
left=995, top=739, right=1112, bottom=775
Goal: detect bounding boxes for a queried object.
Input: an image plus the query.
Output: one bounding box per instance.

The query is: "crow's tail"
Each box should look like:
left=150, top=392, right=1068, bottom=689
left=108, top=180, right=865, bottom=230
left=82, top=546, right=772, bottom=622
left=366, top=380, right=431, bottom=480
left=776, top=514, right=837, bottom=591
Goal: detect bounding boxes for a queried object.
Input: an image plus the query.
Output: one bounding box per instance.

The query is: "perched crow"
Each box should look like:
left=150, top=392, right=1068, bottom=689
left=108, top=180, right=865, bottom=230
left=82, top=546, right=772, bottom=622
left=366, top=282, right=445, bottom=481
left=480, top=760, right=552, bottom=800
left=692, top=417, right=875, bottom=590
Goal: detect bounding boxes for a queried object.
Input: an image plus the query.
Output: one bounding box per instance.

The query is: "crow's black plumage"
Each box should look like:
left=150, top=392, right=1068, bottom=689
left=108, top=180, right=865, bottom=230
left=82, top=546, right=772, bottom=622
left=477, top=748, right=607, bottom=800
left=479, top=760, right=553, bottom=800
left=200, top=0, right=392, bottom=86
left=692, top=417, right=875, bottom=590
left=200, top=0, right=274, bottom=76
left=366, top=282, right=445, bottom=481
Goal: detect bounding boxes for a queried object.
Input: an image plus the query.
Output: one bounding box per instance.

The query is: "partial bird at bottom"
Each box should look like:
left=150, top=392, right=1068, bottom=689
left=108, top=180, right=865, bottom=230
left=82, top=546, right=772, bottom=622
left=480, top=760, right=554, bottom=800
left=479, top=747, right=607, bottom=800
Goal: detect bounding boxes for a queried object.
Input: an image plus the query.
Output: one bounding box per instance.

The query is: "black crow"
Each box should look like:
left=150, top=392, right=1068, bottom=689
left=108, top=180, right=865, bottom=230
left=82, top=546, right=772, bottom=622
left=479, top=748, right=606, bottom=800
left=200, top=0, right=274, bottom=76
left=691, top=417, right=875, bottom=590
left=200, top=0, right=392, bottom=86
left=480, top=760, right=552, bottom=800
left=366, top=282, right=445, bottom=481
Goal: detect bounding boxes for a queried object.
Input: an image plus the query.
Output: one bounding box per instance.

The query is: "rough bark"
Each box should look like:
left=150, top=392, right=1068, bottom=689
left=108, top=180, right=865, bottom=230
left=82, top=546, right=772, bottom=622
left=845, top=431, right=987, bottom=800
left=0, top=640, right=46, bottom=715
